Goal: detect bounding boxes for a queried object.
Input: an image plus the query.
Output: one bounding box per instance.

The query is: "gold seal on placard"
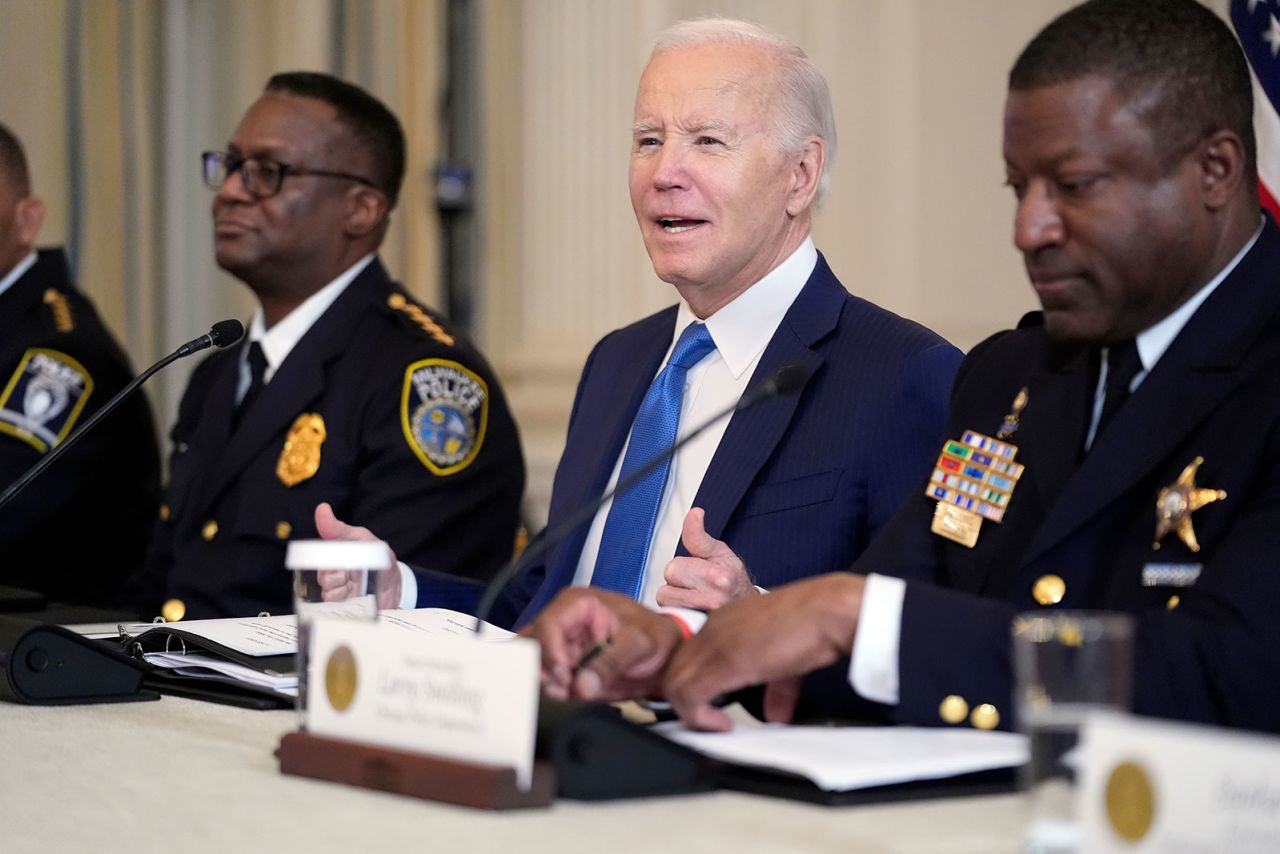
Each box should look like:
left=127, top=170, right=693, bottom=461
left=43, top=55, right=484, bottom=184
left=277, top=413, right=326, bottom=487
left=324, top=644, right=358, bottom=712
left=1105, top=761, right=1156, bottom=843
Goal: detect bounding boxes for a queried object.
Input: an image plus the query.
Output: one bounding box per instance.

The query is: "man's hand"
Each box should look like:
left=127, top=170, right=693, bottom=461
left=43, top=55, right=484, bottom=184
left=519, top=587, right=685, bottom=703
left=663, top=573, right=865, bottom=731
left=656, top=507, right=759, bottom=609
left=313, top=502, right=403, bottom=609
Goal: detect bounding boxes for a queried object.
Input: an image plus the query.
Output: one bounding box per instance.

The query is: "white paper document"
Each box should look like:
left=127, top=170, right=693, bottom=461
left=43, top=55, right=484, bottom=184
left=143, top=652, right=299, bottom=696
left=654, top=720, right=1028, bottom=791
left=119, top=607, right=513, bottom=658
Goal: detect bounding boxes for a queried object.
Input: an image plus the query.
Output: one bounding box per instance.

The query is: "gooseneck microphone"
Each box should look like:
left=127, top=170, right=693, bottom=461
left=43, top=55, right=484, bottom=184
left=473, top=361, right=815, bottom=630
left=176, top=319, right=245, bottom=357
left=0, top=319, right=245, bottom=512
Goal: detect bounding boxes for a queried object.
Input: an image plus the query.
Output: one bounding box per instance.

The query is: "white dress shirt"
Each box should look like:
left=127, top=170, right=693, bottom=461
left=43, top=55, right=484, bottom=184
left=850, top=219, right=1266, bottom=705
left=570, top=239, right=818, bottom=608
left=0, top=250, right=38, bottom=299
left=236, top=253, right=374, bottom=397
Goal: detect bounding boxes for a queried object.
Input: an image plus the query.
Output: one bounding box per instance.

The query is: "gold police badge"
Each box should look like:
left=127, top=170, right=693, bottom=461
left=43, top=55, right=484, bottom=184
left=277, top=413, right=326, bottom=487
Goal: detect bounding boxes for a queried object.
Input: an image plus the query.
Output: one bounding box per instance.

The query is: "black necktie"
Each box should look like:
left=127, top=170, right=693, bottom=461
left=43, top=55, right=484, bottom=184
left=1095, top=338, right=1141, bottom=438
left=234, top=341, right=268, bottom=429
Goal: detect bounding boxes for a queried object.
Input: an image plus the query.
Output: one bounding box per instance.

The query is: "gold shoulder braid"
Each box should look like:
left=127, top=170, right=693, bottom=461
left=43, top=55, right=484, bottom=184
left=43, top=289, right=75, bottom=333
left=386, top=293, right=454, bottom=346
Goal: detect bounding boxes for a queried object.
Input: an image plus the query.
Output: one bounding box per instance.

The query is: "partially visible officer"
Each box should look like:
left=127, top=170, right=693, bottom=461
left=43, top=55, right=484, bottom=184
left=0, top=123, right=160, bottom=606
left=125, top=73, right=524, bottom=621
left=528, top=0, right=1280, bottom=737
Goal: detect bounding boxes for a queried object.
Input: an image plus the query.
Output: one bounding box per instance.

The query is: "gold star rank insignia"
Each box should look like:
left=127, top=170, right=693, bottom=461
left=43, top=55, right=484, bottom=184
left=1153, top=456, right=1226, bottom=553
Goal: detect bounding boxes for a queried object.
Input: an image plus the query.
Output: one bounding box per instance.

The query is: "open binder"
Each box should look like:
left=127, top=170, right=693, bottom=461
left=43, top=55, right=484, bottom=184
left=114, top=609, right=509, bottom=710
left=118, top=618, right=297, bottom=710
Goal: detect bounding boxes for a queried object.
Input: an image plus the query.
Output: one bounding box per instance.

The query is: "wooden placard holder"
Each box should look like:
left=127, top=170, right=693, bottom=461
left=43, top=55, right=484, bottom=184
left=276, top=730, right=556, bottom=810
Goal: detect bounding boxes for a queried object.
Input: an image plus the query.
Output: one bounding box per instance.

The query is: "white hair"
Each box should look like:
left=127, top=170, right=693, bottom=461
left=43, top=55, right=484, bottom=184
left=651, top=17, right=837, bottom=204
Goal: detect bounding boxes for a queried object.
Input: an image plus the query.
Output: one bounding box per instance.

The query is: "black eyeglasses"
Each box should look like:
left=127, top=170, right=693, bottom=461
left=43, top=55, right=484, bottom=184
left=201, top=150, right=380, bottom=199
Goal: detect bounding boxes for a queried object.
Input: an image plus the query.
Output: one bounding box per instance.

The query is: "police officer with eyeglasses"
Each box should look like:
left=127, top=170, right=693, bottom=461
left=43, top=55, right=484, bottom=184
left=123, top=72, right=525, bottom=621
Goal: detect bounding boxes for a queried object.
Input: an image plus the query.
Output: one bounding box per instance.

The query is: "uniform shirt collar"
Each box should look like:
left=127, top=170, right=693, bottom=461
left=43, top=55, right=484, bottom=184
left=245, top=253, right=376, bottom=381
left=1134, top=217, right=1264, bottom=373
left=0, top=251, right=38, bottom=300
left=672, top=237, right=816, bottom=378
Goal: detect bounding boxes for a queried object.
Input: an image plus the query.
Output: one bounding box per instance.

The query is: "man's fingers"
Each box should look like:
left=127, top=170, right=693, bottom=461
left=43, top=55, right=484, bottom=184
left=682, top=702, right=734, bottom=732
left=763, top=677, right=802, bottom=724
left=680, top=507, right=723, bottom=559
left=316, top=570, right=358, bottom=602
left=574, top=611, right=681, bottom=701
left=521, top=591, right=618, bottom=698
left=655, top=582, right=716, bottom=610
left=315, top=569, right=350, bottom=591
left=313, top=502, right=376, bottom=541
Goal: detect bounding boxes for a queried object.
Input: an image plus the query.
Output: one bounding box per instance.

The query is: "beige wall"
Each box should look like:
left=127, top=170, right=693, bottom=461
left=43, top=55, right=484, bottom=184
left=0, top=0, right=444, bottom=434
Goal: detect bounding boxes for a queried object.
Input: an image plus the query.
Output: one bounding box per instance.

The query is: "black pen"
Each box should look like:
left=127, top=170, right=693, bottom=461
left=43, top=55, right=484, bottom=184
left=573, top=637, right=612, bottom=673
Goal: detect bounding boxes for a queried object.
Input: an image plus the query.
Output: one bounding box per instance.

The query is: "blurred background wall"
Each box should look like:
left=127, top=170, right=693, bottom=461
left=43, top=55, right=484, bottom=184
left=0, top=0, right=1232, bottom=524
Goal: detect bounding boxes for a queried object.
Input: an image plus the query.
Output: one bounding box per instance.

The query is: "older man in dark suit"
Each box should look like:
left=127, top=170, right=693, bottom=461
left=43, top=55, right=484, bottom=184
left=322, top=19, right=959, bottom=629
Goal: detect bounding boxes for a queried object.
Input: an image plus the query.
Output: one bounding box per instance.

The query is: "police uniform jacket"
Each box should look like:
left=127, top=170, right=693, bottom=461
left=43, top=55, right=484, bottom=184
left=832, top=215, right=1280, bottom=734
left=0, top=248, right=160, bottom=605
left=129, top=258, right=524, bottom=620
left=489, top=253, right=962, bottom=628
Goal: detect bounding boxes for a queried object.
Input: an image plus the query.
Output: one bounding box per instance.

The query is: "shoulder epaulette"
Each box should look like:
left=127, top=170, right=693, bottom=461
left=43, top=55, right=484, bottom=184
left=1016, top=310, right=1045, bottom=330
left=386, top=293, right=455, bottom=346
left=42, top=288, right=75, bottom=333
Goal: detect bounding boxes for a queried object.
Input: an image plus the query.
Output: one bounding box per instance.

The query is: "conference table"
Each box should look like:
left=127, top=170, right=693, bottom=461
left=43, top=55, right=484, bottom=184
left=0, top=694, right=1027, bottom=853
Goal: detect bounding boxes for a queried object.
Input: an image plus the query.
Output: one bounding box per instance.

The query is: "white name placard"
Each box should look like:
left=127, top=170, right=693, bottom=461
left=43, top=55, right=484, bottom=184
left=1079, top=711, right=1280, bottom=853
left=306, top=617, right=541, bottom=789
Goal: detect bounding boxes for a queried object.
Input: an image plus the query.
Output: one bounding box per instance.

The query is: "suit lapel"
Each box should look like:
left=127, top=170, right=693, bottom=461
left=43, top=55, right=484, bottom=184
left=691, top=256, right=842, bottom=543
left=1021, top=218, right=1280, bottom=563
left=1017, top=345, right=1092, bottom=513
left=535, top=312, right=675, bottom=598
left=171, top=351, right=238, bottom=516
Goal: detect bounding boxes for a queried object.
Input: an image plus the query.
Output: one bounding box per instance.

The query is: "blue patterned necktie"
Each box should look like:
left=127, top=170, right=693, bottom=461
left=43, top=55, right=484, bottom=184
left=590, top=322, right=717, bottom=598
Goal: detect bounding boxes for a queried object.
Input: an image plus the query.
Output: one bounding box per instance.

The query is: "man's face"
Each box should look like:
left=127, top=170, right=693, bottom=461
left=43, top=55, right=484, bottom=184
left=629, top=43, right=808, bottom=311
left=212, top=93, right=362, bottom=289
left=1003, top=76, right=1216, bottom=344
left=0, top=175, right=23, bottom=276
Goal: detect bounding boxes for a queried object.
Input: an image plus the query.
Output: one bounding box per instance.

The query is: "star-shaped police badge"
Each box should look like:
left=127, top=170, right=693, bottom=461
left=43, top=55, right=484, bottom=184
left=1153, top=456, right=1226, bottom=553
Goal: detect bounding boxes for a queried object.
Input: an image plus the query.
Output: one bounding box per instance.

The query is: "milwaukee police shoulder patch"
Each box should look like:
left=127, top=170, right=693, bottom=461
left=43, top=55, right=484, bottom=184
left=0, top=348, right=94, bottom=454
left=401, top=358, right=488, bottom=475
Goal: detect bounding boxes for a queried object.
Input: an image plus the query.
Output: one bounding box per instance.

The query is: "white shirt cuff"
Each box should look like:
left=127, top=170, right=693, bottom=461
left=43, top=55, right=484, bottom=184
left=848, top=573, right=905, bottom=705
left=396, top=561, right=419, bottom=610
left=656, top=606, right=707, bottom=634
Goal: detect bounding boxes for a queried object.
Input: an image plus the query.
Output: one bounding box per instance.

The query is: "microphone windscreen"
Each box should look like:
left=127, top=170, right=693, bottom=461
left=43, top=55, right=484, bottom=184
left=770, top=363, right=813, bottom=396
left=210, top=319, right=245, bottom=348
